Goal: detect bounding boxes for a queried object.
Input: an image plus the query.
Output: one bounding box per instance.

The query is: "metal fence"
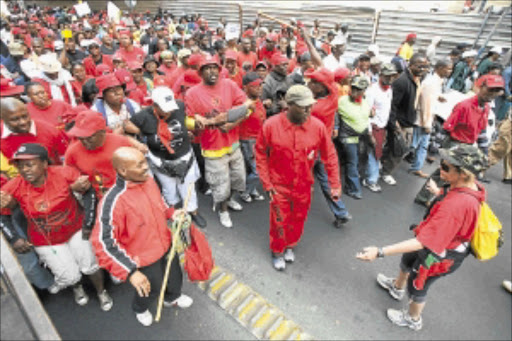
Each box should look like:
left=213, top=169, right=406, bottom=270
left=19, top=0, right=512, bottom=61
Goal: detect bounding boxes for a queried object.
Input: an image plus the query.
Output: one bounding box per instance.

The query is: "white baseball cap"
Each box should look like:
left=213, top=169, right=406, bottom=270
left=152, top=87, right=179, bottom=113
left=490, top=46, right=503, bottom=54
left=462, top=50, right=478, bottom=59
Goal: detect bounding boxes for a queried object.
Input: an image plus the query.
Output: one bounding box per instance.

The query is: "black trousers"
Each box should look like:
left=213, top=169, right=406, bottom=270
left=132, top=254, right=183, bottom=313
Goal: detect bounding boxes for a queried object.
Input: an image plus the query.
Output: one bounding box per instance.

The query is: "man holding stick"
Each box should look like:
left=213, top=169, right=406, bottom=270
left=90, top=147, right=193, bottom=327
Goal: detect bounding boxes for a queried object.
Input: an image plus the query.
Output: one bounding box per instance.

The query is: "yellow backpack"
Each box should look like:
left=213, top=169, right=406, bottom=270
left=471, top=202, right=504, bottom=261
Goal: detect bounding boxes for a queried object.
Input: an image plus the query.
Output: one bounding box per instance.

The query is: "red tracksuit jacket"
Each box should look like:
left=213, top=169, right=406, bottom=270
left=91, top=176, right=174, bottom=281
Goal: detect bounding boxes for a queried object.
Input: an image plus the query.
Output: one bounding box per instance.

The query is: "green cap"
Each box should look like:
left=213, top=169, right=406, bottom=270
left=381, top=63, right=398, bottom=76
left=351, top=75, right=370, bottom=90
left=439, top=144, right=488, bottom=175
left=285, top=85, right=317, bottom=107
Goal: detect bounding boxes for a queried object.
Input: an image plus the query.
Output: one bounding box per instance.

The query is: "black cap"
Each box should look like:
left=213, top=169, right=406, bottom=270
left=143, top=55, right=159, bottom=67
left=11, top=143, right=49, bottom=163
left=358, top=54, right=371, bottom=61
left=243, top=72, right=262, bottom=86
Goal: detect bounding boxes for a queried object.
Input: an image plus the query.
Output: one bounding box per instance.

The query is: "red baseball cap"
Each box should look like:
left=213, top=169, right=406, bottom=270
left=183, top=69, right=202, bottom=87
left=242, top=29, right=254, bottom=38
left=96, top=74, right=122, bottom=98
left=188, top=54, right=205, bottom=67
left=270, top=53, right=289, bottom=66
left=67, top=110, right=107, bottom=137
left=334, top=67, right=351, bottom=82
left=476, top=74, right=505, bottom=89
left=406, top=33, right=417, bottom=41
left=304, top=67, right=335, bottom=85
left=115, top=68, right=137, bottom=91
left=0, top=78, right=24, bottom=97
left=199, top=55, right=220, bottom=70
left=225, top=50, right=238, bottom=61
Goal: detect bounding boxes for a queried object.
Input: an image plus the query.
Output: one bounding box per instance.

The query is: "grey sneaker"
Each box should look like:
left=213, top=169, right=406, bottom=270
left=362, top=179, right=382, bottom=192
left=377, top=273, right=405, bottom=300
left=272, top=255, right=286, bottom=271
left=98, top=290, right=113, bottom=311
left=387, top=308, right=423, bottom=331
left=73, top=284, right=89, bottom=306
left=240, top=192, right=252, bottom=203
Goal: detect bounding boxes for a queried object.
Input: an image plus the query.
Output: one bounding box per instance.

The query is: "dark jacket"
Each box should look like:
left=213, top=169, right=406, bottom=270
left=388, top=68, right=418, bottom=130
left=262, top=71, right=293, bottom=117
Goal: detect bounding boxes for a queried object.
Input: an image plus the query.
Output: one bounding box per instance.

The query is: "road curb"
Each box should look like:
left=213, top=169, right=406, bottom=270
left=180, top=255, right=314, bottom=340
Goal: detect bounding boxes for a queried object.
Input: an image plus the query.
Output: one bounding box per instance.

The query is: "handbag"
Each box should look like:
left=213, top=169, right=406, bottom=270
left=391, top=130, right=409, bottom=157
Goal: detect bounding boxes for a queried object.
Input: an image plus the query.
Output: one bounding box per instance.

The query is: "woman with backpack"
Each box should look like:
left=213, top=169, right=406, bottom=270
left=356, top=144, right=488, bottom=331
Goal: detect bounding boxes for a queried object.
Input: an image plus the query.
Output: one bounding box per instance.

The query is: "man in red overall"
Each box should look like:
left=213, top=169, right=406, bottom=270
left=255, top=85, right=341, bottom=270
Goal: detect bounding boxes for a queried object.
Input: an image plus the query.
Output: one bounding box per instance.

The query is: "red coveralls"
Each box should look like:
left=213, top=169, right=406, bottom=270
left=255, top=112, right=341, bottom=254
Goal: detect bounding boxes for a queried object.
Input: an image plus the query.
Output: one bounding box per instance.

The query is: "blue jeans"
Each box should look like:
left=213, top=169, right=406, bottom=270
left=342, top=143, right=362, bottom=196
left=313, top=159, right=350, bottom=219
left=366, top=150, right=380, bottom=185
left=409, top=126, right=431, bottom=172
left=11, top=208, right=55, bottom=290
left=240, top=139, right=260, bottom=194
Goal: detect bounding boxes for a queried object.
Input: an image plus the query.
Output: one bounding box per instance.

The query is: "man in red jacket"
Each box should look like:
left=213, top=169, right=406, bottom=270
left=255, top=85, right=341, bottom=270
left=91, top=147, right=193, bottom=327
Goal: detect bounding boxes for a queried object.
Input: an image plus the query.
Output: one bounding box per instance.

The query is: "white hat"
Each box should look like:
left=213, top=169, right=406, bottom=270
left=225, top=31, right=239, bottom=41
left=152, top=87, right=179, bottom=113
left=462, top=50, right=477, bottom=59
left=54, top=40, right=64, bottom=51
left=331, top=35, right=346, bottom=46
left=490, top=46, right=503, bottom=54
left=39, top=53, right=62, bottom=73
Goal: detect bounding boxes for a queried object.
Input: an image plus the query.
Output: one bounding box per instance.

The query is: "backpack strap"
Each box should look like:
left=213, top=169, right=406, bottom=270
left=125, top=99, right=135, bottom=117
left=95, top=99, right=109, bottom=125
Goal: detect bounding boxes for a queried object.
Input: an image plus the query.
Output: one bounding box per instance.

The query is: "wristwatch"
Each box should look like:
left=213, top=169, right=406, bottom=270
left=377, top=247, right=385, bottom=258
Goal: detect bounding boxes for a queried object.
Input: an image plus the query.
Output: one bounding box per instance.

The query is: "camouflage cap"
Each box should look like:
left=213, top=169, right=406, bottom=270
left=439, top=144, right=488, bottom=176
left=381, top=63, right=397, bottom=76
left=351, top=75, right=370, bottom=90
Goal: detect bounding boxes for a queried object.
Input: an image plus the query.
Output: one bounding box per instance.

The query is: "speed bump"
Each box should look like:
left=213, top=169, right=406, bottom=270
left=193, top=264, right=314, bottom=340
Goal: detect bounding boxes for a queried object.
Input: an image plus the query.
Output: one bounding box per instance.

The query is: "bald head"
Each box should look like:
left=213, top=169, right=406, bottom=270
left=1, top=98, right=31, bottom=133
left=112, top=147, right=149, bottom=183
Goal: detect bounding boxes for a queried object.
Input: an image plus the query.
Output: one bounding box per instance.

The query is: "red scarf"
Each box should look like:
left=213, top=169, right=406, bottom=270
left=152, top=110, right=175, bottom=154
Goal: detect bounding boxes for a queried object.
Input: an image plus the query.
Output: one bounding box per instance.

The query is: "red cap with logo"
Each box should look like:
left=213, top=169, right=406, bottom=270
left=270, top=53, right=289, bottom=66
left=67, top=110, right=107, bottom=137
left=114, top=68, right=137, bottom=91
left=199, top=55, right=221, bottom=70
left=476, top=74, right=505, bottom=89
left=304, top=67, right=335, bottom=85
left=0, top=78, right=25, bottom=97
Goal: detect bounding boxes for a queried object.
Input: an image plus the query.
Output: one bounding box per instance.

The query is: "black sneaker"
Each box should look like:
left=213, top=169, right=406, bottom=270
left=333, top=214, right=352, bottom=228
left=191, top=212, right=207, bottom=228
left=503, top=179, right=512, bottom=185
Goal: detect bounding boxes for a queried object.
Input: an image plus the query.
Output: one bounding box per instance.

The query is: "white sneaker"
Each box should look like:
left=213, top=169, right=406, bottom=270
left=164, top=294, right=193, bottom=309
left=205, top=189, right=212, bottom=196
left=219, top=211, right=233, bottom=228
left=362, top=179, right=382, bottom=192
left=227, top=198, right=243, bottom=211
left=284, top=248, right=295, bottom=263
left=387, top=308, right=422, bottom=331
left=47, top=283, right=61, bottom=294
left=135, top=310, right=153, bottom=327
left=503, top=280, right=512, bottom=293
left=382, top=175, right=397, bottom=186
left=73, top=284, right=89, bottom=306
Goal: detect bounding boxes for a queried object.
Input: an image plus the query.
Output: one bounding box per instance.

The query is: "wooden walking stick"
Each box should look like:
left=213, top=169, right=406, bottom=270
left=155, top=183, right=194, bottom=322
left=257, top=10, right=293, bottom=28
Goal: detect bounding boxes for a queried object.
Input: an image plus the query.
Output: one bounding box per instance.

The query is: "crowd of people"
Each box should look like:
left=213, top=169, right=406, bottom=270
left=0, top=1, right=511, bottom=331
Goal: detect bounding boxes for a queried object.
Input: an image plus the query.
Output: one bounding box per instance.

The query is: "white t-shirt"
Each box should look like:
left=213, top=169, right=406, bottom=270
left=365, top=82, right=393, bottom=129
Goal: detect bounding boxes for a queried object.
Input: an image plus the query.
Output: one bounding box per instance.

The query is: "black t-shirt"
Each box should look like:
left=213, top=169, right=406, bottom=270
left=66, top=49, right=87, bottom=63
left=130, top=101, right=191, bottom=161
left=100, top=44, right=118, bottom=56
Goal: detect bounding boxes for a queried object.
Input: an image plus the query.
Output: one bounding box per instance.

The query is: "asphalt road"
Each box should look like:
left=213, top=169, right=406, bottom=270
left=42, top=159, right=512, bottom=340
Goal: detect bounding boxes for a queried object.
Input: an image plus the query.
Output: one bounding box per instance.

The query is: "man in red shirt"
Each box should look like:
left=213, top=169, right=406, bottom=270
left=239, top=72, right=266, bottom=203
left=0, top=98, right=68, bottom=165
left=225, top=50, right=244, bottom=88
left=65, top=110, right=145, bottom=198
left=237, top=38, right=258, bottom=72
left=26, top=82, right=73, bottom=131
left=258, top=33, right=279, bottom=63
left=306, top=67, right=352, bottom=227
left=91, top=147, right=193, bottom=327
left=168, top=49, right=192, bottom=88
left=185, top=56, right=252, bottom=229
left=0, top=143, right=112, bottom=311
left=114, top=30, right=146, bottom=64
left=255, top=85, right=341, bottom=270
left=83, top=41, right=114, bottom=77
left=415, top=74, right=504, bottom=206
